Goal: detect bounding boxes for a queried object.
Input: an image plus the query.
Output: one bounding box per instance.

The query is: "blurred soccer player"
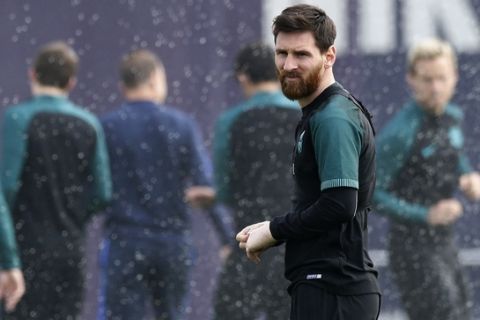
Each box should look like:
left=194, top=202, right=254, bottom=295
left=374, top=38, right=480, bottom=320
left=212, top=42, right=299, bottom=320
left=1, top=41, right=112, bottom=319
left=97, top=49, right=232, bottom=320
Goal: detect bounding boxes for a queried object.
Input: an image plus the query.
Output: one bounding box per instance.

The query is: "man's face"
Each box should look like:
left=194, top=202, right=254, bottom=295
left=407, top=55, right=458, bottom=115
left=275, top=31, right=325, bottom=100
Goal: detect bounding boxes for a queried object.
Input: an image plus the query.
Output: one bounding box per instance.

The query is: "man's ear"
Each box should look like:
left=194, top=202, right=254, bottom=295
left=236, top=73, right=249, bottom=85
left=405, top=72, right=414, bottom=89
left=324, top=45, right=336, bottom=69
left=28, top=69, right=37, bottom=82
left=118, top=81, right=127, bottom=96
left=66, top=77, right=77, bottom=91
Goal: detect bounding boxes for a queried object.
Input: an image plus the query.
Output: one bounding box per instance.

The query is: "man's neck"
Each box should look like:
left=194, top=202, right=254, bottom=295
left=298, top=74, right=336, bottom=108
left=416, top=101, right=447, bottom=116
left=124, top=87, right=164, bottom=104
left=32, top=85, right=68, bottom=98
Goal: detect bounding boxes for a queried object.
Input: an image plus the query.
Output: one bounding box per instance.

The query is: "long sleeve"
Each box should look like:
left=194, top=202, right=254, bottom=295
left=212, top=113, right=234, bottom=204
left=373, top=104, right=429, bottom=221
left=458, top=153, right=473, bottom=174
left=0, top=108, right=24, bottom=269
left=270, top=187, right=358, bottom=240
left=1, top=108, right=28, bottom=207
left=270, top=102, right=364, bottom=239
left=205, top=204, right=235, bottom=246
left=0, top=188, right=20, bottom=269
left=89, top=117, right=112, bottom=212
left=185, top=118, right=235, bottom=243
left=184, top=118, right=212, bottom=187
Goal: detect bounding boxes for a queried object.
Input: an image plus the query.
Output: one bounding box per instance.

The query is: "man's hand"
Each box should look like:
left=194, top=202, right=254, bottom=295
left=427, top=199, right=463, bottom=226
left=0, top=268, right=25, bottom=312
left=184, top=186, right=215, bottom=208
left=459, top=172, right=480, bottom=201
left=236, top=221, right=276, bottom=263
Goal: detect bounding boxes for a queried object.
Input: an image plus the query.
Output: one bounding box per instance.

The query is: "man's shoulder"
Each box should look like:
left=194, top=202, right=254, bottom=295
left=218, top=93, right=297, bottom=123
left=18, top=96, right=96, bottom=119
left=314, top=95, right=357, bottom=122
left=6, top=99, right=103, bottom=138
left=262, top=91, right=298, bottom=108
left=62, top=102, right=101, bottom=127
left=4, top=99, right=35, bottom=117
left=68, top=102, right=95, bottom=116
left=445, top=103, right=464, bottom=120
left=215, top=103, right=245, bottom=131
left=162, top=104, right=191, bottom=120
left=153, top=104, right=195, bottom=130
left=247, top=91, right=298, bottom=111
left=384, top=102, right=422, bottom=128
left=376, top=102, right=422, bottom=145
left=103, top=102, right=190, bottom=122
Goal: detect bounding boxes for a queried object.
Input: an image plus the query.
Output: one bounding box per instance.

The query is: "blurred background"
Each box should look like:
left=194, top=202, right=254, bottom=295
left=1, top=0, right=480, bottom=319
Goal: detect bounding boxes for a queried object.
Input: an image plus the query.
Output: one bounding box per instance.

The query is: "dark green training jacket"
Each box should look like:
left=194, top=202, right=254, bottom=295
left=1, top=95, right=111, bottom=262
left=374, top=101, right=471, bottom=221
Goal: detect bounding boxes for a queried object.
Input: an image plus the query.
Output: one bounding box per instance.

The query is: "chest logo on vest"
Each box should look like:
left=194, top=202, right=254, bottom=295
left=297, top=131, right=305, bottom=153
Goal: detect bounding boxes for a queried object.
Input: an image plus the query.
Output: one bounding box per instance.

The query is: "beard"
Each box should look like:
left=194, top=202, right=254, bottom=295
left=278, top=63, right=322, bottom=100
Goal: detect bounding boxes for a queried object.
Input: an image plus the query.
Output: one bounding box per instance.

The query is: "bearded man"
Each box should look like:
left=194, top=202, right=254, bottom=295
left=236, top=4, right=381, bottom=320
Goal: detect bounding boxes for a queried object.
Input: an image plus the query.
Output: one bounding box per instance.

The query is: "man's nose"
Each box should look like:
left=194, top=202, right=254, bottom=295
left=283, top=55, right=298, bottom=71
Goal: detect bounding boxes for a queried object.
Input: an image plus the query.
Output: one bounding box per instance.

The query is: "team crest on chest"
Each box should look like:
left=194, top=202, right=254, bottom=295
left=297, top=130, right=305, bottom=153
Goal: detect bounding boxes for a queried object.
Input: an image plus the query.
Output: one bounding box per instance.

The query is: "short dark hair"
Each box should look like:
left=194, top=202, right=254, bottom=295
left=33, top=41, right=78, bottom=89
left=234, top=42, right=277, bottom=83
left=272, top=4, right=336, bottom=53
left=120, top=49, right=162, bottom=89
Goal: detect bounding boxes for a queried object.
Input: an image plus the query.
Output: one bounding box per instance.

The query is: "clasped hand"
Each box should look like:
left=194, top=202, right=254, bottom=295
left=236, top=221, right=277, bottom=263
left=459, top=172, right=480, bottom=201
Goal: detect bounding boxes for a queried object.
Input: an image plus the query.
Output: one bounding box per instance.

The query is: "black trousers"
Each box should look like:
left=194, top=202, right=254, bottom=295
left=4, top=252, right=84, bottom=320
left=289, top=283, right=380, bottom=320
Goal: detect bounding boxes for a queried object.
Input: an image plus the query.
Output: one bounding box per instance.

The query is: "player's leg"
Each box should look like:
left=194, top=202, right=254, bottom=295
left=289, top=282, right=380, bottom=320
left=97, top=237, right=149, bottom=320
left=150, top=238, right=193, bottom=320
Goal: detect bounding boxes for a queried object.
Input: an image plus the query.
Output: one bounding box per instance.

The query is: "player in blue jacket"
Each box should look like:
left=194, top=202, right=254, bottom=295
left=97, top=49, right=233, bottom=320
